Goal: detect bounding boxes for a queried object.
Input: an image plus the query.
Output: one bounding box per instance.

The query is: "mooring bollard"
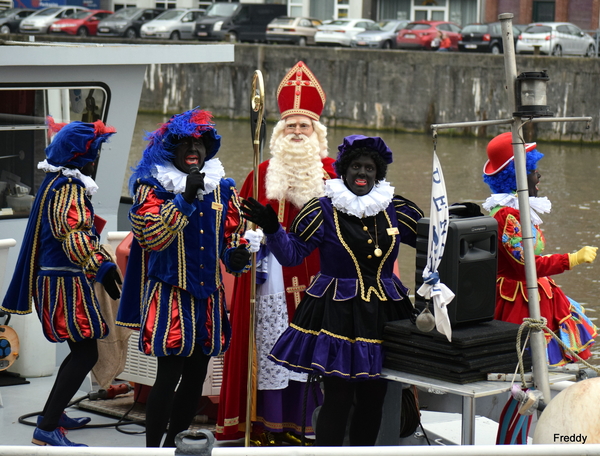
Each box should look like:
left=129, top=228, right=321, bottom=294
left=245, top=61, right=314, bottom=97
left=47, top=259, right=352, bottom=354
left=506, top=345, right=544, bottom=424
left=174, top=430, right=215, bottom=456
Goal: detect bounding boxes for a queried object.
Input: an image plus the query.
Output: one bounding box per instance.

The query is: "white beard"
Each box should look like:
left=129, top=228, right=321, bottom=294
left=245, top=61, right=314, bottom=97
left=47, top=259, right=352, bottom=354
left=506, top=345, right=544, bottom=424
left=266, top=128, right=326, bottom=209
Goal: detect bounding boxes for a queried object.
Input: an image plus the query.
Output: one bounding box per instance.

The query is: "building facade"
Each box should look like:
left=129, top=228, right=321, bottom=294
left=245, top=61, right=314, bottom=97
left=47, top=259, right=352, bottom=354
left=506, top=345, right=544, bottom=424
left=483, top=0, right=600, bottom=30
left=5, top=0, right=596, bottom=33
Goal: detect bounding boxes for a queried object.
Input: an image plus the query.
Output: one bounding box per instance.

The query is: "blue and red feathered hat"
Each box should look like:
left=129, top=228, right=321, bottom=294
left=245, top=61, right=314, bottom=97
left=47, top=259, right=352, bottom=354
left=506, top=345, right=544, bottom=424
left=45, top=117, right=116, bottom=168
left=129, top=108, right=221, bottom=195
left=143, top=108, right=221, bottom=163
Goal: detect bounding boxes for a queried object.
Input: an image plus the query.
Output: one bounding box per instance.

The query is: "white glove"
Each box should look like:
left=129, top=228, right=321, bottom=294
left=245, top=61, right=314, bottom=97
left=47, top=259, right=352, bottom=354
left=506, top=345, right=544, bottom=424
left=244, top=228, right=264, bottom=253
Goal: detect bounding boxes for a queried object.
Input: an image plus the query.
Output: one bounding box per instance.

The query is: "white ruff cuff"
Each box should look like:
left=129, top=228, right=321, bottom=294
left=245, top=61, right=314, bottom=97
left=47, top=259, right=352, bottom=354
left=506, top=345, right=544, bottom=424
left=38, top=160, right=99, bottom=196
left=483, top=193, right=551, bottom=225
left=153, top=158, right=225, bottom=195
left=325, top=178, right=394, bottom=218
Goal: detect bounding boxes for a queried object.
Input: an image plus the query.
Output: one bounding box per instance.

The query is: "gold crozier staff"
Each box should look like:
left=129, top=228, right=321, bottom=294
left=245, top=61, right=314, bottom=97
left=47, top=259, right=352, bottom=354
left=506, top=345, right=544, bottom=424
left=245, top=69, right=265, bottom=447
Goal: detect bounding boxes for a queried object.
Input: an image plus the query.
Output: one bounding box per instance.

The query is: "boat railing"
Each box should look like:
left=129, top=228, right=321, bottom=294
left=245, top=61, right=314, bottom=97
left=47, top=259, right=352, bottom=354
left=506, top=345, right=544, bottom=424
left=3, top=442, right=600, bottom=456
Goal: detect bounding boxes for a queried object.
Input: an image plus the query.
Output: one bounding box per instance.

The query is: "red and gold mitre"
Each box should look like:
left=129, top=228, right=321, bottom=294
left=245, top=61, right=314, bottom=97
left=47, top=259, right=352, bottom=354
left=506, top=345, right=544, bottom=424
left=276, top=61, right=326, bottom=121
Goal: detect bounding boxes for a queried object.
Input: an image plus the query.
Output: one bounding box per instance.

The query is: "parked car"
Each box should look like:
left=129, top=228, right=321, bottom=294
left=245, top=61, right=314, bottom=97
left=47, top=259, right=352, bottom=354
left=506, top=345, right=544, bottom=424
left=350, top=19, right=409, bottom=49
left=140, top=8, right=204, bottom=40
left=458, top=22, right=526, bottom=54
left=19, top=6, right=88, bottom=34
left=516, top=22, right=596, bottom=56
left=96, top=7, right=164, bottom=39
left=49, top=9, right=113, bottom=36
left=0, top=8, right=35, bottom=34
left=314, top=18, right=378, bottom=47
left=266, top=16, right=322, bottom=46
left=396, top=20, right=462, bottom=51
left=195, top=2, right=286, bottom=43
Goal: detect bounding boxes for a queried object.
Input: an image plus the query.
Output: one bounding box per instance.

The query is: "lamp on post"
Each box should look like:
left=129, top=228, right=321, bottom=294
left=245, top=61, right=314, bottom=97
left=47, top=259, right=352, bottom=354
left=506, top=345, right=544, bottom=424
left=514, top=70, right=554, bottom=117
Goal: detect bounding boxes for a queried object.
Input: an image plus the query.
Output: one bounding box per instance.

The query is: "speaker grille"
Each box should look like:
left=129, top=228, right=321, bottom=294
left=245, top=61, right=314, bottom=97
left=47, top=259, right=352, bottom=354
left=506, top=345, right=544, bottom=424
left=415, top=216, right=498, bottom=326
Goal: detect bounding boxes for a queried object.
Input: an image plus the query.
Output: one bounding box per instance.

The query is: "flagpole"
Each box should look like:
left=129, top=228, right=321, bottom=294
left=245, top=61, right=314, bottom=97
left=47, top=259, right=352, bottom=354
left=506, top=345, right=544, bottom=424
left=498, top=13, right=551, bottom=402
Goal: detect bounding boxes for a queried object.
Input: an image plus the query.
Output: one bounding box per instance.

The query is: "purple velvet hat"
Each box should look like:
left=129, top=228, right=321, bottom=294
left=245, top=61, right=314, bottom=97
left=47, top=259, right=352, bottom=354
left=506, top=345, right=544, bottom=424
left=336, top=135, right=393, bottom=165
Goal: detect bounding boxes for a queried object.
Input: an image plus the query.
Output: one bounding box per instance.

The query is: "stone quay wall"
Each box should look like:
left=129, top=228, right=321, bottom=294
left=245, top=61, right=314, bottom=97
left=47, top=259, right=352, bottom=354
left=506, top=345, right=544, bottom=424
left=138, top=44, right=600, bottom=143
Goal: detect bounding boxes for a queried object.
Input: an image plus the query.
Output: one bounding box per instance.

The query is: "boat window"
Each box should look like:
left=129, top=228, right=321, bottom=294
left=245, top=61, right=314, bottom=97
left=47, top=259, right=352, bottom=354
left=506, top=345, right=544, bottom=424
left=0, top=85, right=108, bottom=219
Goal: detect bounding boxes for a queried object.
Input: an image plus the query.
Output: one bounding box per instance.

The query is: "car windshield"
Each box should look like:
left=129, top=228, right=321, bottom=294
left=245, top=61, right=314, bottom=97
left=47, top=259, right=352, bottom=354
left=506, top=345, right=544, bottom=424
left=204, top=3, right=238, bottom=17
left=462, top=25, right=488, bottom=33
left=270, top=17, right=295, bottom=26
left=112, top=8, right=140, bottom=19
left=327, top=20, right=351, bottom=26
left=524, top=25, right=552, bottom=34
left=36, top=8, right=61, bottom=16
left=0, top=9, right=14, bottom=18
left=155, top=10, right=184, bottom=20
left=380, top=21, right=398, bottom=31
left=406, top=23, right=431, bottom=31
left=71, top=10, right=91, bottom=19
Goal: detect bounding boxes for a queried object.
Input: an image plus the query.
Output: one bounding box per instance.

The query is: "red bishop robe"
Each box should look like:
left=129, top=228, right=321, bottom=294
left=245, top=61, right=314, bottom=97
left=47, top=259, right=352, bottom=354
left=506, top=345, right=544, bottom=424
left=216, top=157, right=336, bottom=439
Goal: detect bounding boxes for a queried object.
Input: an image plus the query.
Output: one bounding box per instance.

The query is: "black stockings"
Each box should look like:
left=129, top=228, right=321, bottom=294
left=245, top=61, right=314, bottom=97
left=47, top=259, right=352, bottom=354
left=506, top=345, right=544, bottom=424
left=38, top=339, right=98, bottom=431
left=145, top=350, right=210, bottom=447
left=316, top=376, right=388, bottom=446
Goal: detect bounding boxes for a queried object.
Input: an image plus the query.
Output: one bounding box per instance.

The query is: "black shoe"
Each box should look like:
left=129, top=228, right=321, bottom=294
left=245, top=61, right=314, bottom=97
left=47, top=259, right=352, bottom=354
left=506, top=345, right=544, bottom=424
left=37, top=412, right=91, bottom=430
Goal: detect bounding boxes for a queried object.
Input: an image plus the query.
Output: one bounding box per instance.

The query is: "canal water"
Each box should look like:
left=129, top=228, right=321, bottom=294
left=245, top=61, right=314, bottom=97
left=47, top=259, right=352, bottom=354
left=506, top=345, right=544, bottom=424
left=127, top=113, right=600, bottom=361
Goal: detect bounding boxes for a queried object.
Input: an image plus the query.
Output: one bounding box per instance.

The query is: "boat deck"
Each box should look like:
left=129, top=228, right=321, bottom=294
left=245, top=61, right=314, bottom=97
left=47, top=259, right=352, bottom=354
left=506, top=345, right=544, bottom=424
left=0, top=370, right=244, bottom=448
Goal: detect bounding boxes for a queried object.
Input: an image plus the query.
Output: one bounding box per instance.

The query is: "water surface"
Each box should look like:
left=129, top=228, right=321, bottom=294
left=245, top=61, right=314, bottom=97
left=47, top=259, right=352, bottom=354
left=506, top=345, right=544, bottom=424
left=127, top=113, right=600, bottom=361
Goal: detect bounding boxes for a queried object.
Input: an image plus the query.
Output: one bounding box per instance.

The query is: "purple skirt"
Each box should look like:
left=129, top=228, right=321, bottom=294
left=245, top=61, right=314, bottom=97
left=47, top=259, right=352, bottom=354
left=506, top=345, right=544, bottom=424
left=255, top=380, right=322, bottom=435
left=269, top=285, right=412, bottom=380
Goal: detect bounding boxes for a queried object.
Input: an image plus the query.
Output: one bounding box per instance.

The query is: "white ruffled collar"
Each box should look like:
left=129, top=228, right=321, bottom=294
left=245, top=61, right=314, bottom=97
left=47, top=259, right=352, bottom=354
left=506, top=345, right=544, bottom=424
left=325, top=178, right=394, bottom=218
left=483, top=193, right=552, bottom=225
left=152, top=158, right=225, bottom=195
left=38, top=159, right=99, bottom=196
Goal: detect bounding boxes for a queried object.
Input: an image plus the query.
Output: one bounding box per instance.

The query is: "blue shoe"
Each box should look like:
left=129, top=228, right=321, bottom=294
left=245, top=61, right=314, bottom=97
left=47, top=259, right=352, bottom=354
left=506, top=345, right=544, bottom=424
left=37, top=412, right=91, bottom=430
left=32, top=427, right=88, bottom=446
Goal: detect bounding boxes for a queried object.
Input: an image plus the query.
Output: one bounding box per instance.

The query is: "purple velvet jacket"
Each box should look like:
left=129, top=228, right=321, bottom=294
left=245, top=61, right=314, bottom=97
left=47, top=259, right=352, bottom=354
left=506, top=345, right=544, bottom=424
left=266, top=195, right=423, bottom=303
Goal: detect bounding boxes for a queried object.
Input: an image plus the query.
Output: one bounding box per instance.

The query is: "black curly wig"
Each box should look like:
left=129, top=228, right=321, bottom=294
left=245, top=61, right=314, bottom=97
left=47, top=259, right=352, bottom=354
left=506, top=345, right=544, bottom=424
left=335, top=146, right=388, bottom=182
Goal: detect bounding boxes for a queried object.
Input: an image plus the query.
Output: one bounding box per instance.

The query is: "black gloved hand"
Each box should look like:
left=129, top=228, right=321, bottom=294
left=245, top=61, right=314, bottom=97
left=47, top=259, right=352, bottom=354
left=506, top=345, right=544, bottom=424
left=183, top=167, right=205, bottom=204
left=228, top=245, right=251, bottom=271
left=102, top=267, right=122, bottom=300
left=241, top=197, right=280, bottom=234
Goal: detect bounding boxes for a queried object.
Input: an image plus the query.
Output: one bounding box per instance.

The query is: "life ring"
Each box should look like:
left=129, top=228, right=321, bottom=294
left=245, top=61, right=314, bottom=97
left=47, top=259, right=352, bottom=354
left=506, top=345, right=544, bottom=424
left=0, top=325, right=20, bottom=371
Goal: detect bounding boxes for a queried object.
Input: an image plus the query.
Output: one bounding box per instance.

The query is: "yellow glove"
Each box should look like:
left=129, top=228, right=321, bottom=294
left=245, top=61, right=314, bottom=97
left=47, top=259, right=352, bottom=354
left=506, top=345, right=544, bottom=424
left=569, top=246, right=598, bottom=269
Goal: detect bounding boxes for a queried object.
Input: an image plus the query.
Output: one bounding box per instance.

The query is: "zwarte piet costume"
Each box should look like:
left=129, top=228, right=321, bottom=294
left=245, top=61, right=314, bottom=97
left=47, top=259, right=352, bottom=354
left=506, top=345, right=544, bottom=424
left=116, top=108, right=250, bottom=447
left=246, top=135, right=423, bottom=446
left=267, top=136, right=423, bottom=380
left=482, top=132, right=597, bottom=366
left=1, top=117, right=119, bottom=447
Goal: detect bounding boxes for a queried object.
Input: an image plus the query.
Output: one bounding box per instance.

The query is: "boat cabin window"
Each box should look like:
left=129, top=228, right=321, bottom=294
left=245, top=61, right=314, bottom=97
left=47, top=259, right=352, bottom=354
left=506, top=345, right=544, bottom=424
left=0, top=86, right=108, bottom=219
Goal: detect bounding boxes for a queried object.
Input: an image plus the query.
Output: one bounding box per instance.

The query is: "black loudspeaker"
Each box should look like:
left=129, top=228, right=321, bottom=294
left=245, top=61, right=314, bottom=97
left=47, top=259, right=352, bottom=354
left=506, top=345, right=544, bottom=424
left=415, top=215, right=498, bottom=326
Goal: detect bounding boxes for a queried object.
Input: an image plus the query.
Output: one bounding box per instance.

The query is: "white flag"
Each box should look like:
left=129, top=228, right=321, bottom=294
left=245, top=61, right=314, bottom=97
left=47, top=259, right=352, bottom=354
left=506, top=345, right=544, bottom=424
left=417, top=151, right=454, bottom=341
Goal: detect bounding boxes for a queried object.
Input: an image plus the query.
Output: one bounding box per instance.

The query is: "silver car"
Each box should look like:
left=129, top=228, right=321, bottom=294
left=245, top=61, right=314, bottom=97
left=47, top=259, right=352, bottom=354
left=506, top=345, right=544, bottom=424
left=19, top=6, right=88, bottom=34
left=140, top=8, right=204, bottom=40
left=350, top=19, right=409, bottom=49
left=315, top=18, right=377, bottom=47
left=516, top=22, right=595, bottom=56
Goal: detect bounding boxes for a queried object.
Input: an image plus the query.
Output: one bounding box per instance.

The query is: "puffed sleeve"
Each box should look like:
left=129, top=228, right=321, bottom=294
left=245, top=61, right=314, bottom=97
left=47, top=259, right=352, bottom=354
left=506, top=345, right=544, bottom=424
left=266, top=197, right=324, bottom=267
left=128, top=183, right=191, bottom=252
left=222, top=184, right=251, bottom=275
left=498, top=210, right=570, bottom=277
left=48, top=181, right=114, bottom=279
left=393, top=195, right=424, bottom=248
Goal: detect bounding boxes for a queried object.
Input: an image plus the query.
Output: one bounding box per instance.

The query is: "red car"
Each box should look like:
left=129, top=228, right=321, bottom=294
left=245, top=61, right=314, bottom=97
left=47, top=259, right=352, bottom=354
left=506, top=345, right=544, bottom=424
left=396, top=20, right=462, bottom=51
left=49, top=9, right=113, bottom=36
